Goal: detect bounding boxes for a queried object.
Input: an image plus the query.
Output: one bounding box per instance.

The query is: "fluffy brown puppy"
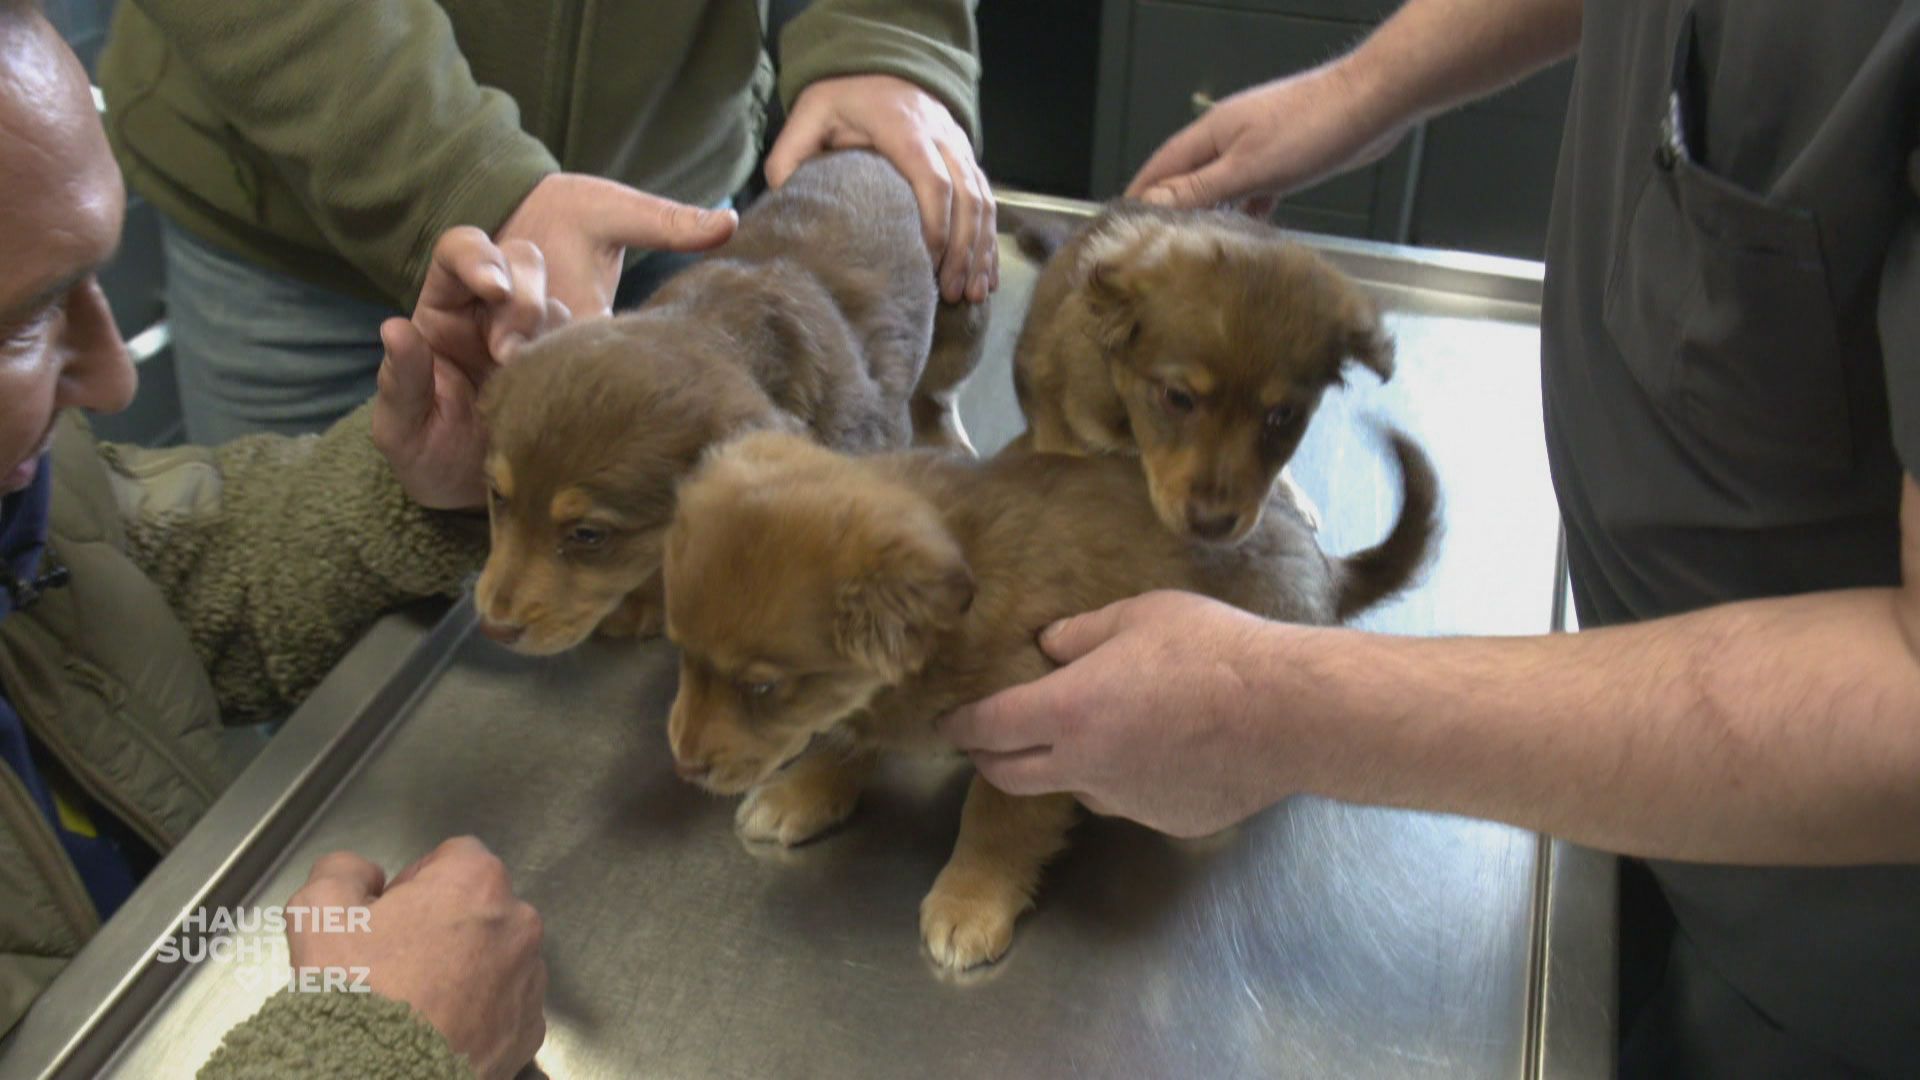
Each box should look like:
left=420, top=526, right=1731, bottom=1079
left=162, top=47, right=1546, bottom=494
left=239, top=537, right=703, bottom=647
left=662, top=429, right=1437, bottom=973
left=1012, top=203, right=1392, bottom=544
left=473, top=150, right=986, bottom=655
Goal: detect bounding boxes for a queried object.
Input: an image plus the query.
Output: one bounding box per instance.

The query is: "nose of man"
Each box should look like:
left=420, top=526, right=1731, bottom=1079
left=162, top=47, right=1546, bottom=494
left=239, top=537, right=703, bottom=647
left=54, top=277, right=137, bottom=416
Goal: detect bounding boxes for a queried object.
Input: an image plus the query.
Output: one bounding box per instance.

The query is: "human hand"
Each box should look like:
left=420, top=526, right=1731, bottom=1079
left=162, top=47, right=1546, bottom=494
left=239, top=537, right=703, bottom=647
left=766, top=74, right=997, bottom=304
left=495, top=173, right=738, bottom=320
left=939, top=591, right=1300, bottom=838
left=1126, top=62, right=1409, bottom=213
left=373, top=227, right=564, bottom=510
left=286, top=838, right=547, bottom=1080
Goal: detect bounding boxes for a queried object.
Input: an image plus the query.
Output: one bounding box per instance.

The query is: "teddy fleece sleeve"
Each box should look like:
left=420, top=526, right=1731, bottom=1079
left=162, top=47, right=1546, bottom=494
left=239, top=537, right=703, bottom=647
left=102, top=406, right=488, bottom=727
left=778, top=0, right=983, bottom=149
left=198, top=990, right=473, bottom=1079
left=121, top=0, right=557, bottom=306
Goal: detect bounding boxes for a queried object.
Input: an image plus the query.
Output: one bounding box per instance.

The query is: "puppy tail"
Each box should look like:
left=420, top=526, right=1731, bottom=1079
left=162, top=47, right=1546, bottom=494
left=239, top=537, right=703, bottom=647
left=1005, top=209, right=1072, bottom=265
left=1333, top=427, right=1441, bottom=621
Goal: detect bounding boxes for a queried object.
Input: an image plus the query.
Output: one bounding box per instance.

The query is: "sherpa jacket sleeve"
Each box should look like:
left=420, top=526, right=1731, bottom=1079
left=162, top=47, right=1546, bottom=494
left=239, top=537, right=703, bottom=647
left=101, top=405, right=487, bottom=727
left=198, top=989, right=474, bottom=1079
left=778, top=0, right=984, bottom=149
left=117, top=0, right=556, bottom=307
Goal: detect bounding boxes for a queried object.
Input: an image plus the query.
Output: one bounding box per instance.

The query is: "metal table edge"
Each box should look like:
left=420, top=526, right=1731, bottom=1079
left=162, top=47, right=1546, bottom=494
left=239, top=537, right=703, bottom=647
left=0, top=601, right=471, bottom=1079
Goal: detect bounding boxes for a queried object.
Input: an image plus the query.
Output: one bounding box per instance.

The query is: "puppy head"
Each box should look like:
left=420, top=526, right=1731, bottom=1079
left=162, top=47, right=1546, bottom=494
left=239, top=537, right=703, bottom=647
left=473, top=314, right=782, bottom=655
left=1079, top=211, right=1393, bottom=543
left=663, top=434, right=973, bottom=794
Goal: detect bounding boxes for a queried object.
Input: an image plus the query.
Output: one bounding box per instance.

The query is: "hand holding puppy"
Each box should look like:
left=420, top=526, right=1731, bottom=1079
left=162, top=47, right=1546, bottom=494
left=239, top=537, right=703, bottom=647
left=940, top=591, right=1307, bottom=838
left=286, top=838, right=548, bottom=1080
left=495, top=173, right=739, bottom=321
left=373, top=227, right=566, bottom=510
left=767, top=74, right=997, bottom=304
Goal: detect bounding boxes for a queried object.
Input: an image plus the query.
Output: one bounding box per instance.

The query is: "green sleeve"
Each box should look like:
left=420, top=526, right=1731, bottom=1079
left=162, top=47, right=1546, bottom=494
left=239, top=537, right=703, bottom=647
left=120, top=0, right=557, bottom=306
left=102, top=406, right=488, bottom=727
left=778, top=0, right=984, bottom=150
left=197, top=989, right=474, bottom=1079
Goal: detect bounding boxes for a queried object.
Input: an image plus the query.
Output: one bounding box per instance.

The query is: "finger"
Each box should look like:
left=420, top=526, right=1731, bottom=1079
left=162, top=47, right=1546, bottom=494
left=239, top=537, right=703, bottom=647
left=389, top=835, right=493, bottom=890
left=937, top=682, right=1060, bottom=754
left=542, top=298, right=572, bottom=335
left=594, top=181, right=738, bottom=254
left=377, top=318, right=434, bottom=425
left=932, top=140, right=983, bottom=303
left=763, top=106, right=833, bottom=191
left=969, top=747, right=1066, bottom=797
left=1125, top=118, right=1222, bottom=199
left=492, top=239, right=549, bottom=362
left=1037, top=599, right=1135, bottom=664
left=954, top=151, right=997, bottom=304
left=1138, top=155, right=1251, bottom=210
left=418, top=226, right=511, bottom=314
left=869, top=122, right=956, bottom=274
left=300, top=851, right=387, bottom=905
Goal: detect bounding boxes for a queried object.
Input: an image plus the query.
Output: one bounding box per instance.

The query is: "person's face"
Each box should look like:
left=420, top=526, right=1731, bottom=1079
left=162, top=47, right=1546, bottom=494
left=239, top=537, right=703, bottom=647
left=0, top=11, right=134, bottom=497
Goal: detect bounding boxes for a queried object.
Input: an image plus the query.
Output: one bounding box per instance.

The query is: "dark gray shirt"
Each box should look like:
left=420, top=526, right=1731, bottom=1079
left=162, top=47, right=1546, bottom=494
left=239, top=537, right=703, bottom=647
left=1543, top=2, right=1920, bottom=1074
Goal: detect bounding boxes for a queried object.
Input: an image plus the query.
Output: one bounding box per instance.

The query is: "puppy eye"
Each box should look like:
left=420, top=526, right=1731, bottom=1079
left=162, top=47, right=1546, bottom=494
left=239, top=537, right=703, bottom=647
left=740, top=679, right=779, bottom=699
left=566, top=525, right=607, bottom=547
left=1159, top=383, right=1196, bottom=415
left=1264, top=403, right=1297, bottom=428
left=487, top=486, right=507, bottom=510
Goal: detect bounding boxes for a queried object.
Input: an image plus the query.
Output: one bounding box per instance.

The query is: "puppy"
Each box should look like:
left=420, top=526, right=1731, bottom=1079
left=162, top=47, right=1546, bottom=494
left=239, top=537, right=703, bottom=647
left=662, top=429, right=1438, bottom=972
left=473, top=150, right=987, bottom=654
left=1011, top=203, right=1392, bottom=543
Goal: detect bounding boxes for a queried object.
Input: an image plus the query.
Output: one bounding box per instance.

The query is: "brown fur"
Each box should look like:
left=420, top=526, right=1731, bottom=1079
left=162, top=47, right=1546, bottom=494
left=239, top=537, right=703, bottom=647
left=1012, top=201, right=1392, bottom=544
left=661, top=429, right=1438, bottom=971
left=473, top=150, right=987, bottom=655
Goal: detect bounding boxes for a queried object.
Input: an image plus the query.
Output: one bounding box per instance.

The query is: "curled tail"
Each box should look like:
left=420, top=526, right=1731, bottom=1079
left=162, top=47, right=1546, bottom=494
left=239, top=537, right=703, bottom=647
left=1335, top=427, right=1442, bottom=621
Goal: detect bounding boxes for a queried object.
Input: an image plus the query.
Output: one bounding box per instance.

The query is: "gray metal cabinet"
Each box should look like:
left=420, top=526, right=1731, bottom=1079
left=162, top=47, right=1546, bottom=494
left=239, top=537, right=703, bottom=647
left=1093, top=0, right=1573, bottom=259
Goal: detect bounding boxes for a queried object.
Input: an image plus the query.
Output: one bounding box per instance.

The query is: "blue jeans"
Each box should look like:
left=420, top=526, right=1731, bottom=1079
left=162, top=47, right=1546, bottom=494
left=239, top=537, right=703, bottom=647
left=161, top=218, right=709, bottom=444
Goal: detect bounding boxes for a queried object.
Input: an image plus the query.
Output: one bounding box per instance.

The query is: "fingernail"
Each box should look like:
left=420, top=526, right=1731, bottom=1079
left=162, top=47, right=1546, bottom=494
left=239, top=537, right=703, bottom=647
left=1038, top=620, right=1066, bottom=649
left=487, top=265, right=512, bottom=294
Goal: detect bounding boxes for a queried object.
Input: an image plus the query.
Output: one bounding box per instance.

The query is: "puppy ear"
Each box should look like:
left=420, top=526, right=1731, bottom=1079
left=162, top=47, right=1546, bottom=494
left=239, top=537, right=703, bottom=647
left=1338, top=290, right=1396, bottom=382
left=1084, top=258, right=1144, bottom=352
left=834, top=521, right=974, bottom=683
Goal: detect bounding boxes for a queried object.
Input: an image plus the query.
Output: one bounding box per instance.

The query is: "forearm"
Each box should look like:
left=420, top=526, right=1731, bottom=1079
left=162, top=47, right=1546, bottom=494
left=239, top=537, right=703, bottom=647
left=123, top=0, right=555, bottom=304
left=1271, top=585, right=1920, bottom=864
left=1339, top=0, right=1582, bottom=131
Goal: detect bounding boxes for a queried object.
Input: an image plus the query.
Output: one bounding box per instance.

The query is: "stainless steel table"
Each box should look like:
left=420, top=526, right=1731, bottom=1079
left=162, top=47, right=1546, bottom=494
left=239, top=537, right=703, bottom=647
left=1, top=195, right=1614, bottom=1079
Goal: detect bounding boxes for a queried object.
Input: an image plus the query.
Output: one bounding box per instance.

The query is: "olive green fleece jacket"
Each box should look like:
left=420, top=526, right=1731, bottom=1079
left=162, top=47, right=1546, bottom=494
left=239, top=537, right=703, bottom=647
left=0, top=407, right=486, bottom=1071
left=97, top=0, right=982, bottom=308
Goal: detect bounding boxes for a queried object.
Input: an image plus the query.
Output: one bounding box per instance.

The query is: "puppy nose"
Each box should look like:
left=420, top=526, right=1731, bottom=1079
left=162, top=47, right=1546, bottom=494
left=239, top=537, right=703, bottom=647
left=673, top=760, right=711, bottom=782
left=1186, top=507, right=1240, bottom=541
left=477, top=619, right=525, bottom=645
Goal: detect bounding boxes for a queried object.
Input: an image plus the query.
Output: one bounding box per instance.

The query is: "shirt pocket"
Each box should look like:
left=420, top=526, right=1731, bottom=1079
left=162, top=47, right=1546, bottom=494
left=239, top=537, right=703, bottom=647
left=1601, top=14, right=1850, bottom=480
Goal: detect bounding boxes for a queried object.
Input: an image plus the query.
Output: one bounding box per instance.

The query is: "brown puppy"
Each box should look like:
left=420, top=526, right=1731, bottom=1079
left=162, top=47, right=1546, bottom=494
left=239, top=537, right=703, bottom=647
left=1012, top=202, right=1392, bottom=544
left=662, top=429, right=1437, bottom=972
left=473, top=150, right=986, bottom=654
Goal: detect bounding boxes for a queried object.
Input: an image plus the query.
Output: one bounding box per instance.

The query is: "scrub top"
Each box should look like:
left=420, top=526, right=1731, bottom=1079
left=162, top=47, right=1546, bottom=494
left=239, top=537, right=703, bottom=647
left=1542, top=1, right=1920, bottom=1075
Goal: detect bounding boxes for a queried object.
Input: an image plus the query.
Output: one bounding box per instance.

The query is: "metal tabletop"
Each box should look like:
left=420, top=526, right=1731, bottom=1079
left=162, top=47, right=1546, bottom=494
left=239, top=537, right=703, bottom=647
left=1, top=194, right=1614, bottom=1079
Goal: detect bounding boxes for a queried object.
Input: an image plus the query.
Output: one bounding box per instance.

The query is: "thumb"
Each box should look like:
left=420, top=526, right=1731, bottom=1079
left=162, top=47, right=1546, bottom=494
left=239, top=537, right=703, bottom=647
left=377, top=318, right=433, bottom=424
left=300, top=851, right=387, bottom=906
left=596, top=185, right=738, bottom=254
left=1139, top=155, right=1248, bottom=209
left=1038, top=600, right=1132, bottom=664
left=763, top=107, right=831, bottom=191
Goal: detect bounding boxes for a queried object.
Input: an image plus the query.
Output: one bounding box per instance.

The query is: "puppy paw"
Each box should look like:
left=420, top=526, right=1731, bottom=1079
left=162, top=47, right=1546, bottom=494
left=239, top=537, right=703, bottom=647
left=919, top=879, right=1020, bottom=971
left=735, top=776, right=859, bottom=847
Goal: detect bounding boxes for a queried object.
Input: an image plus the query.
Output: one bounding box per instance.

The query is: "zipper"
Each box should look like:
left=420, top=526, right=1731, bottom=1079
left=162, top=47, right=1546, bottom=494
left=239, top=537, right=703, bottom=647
left=0, top=763, right=100, bottom=940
